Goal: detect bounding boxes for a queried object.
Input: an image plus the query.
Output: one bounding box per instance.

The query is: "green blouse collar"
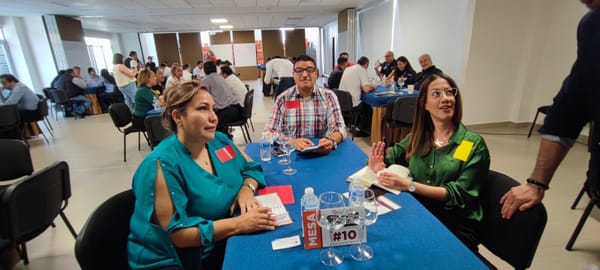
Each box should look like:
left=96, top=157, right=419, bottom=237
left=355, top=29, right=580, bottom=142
left=448, top=123, right=468, bottom=145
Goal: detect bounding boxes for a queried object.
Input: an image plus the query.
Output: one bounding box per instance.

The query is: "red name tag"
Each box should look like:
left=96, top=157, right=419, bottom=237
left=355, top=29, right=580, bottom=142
left=215, top=145, right=237, bottom=163
left=285, top=100, right=300, bottom=109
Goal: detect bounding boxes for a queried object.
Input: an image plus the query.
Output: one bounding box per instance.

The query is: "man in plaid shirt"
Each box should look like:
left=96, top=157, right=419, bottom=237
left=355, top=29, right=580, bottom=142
left=264, top=55, right=346, bottom=155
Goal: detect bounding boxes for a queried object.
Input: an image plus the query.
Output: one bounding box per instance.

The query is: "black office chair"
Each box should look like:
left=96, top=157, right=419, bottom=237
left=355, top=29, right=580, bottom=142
left=383, top=96, right=416, bottom=145
left=35, top=94, right=53, bottom=134
left=527, top=105, right=551, bottom=138
left=477, top=170, right=547, bottom=270
left=74, top=190, right=134, bottom=270
left=223, top=90, right=254, bottom=143
left=0, top=139, right=33, bottom=182
left=108, top=103, right=148, bottom=162
left=0, top=161, right=78, bottom=265
left=42, top=87, right=58, bottom=120
left=0, top=104, right=22, bottom=140
left=49, top=89, right=82, bottom=119
left=144, top=115, right=171, bottom=150
left=246, top=88, right=255, bottom=132
left=332, top=89, right=355, bottom=139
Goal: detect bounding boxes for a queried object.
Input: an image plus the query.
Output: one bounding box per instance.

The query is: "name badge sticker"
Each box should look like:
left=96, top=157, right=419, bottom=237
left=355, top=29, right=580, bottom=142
left=215, top=145, right=237, bottom=163
left=453, top=140, right=474, bottom=162
left=285, top=100, right=300, bottom=109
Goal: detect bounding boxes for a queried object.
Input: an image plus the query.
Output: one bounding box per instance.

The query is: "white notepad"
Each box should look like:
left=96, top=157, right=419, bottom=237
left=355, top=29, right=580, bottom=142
left=255, top=193, right=293, bottom=226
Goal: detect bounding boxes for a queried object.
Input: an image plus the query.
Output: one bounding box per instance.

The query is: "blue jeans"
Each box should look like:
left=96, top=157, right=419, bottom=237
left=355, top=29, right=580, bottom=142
left=71, top=95, right=92, bottom=114
left=119, top=82, right=136, bottom=111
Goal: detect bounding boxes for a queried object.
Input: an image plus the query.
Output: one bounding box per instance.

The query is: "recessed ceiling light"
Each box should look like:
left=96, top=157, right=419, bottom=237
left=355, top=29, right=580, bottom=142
left=219, top=25, right=233, bottom=29
left=211, top=18, right=228, bottom=24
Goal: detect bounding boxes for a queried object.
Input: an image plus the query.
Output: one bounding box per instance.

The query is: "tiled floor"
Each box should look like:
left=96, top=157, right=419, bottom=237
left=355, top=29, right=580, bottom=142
left=8, top=79, right=600, bottom=269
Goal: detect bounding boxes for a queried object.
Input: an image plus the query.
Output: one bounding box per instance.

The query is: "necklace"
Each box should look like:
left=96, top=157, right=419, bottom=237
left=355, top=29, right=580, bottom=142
left=434, top=138, right=447, bottom=148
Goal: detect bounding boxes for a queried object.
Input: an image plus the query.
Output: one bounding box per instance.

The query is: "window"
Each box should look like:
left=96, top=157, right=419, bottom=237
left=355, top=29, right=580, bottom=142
left=0, top=30, right=15, bottom=75
left=84, top=37, right=113, bottom=72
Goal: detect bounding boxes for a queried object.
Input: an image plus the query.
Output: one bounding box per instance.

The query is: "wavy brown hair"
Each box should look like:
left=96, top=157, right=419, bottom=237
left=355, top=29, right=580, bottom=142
left=161, top=80, right=210, bottom=133
left=405, top=73, right=463, bottom=160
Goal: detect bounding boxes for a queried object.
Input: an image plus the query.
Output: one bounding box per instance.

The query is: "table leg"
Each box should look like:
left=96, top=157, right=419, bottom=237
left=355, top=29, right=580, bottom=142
left=371, top=107, right=386, bottom=144
left=84, top=94, right=103, bottom=115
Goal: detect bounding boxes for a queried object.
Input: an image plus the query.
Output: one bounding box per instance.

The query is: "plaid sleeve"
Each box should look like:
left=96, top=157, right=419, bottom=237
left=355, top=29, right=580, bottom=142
left=264, top=94, right=286, bottom=139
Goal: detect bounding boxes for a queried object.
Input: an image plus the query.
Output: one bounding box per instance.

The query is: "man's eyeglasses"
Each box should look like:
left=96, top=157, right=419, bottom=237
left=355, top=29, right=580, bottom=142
left=431, top=88, right=458, bottom=99
left=294, top=67, right=316, bottom=74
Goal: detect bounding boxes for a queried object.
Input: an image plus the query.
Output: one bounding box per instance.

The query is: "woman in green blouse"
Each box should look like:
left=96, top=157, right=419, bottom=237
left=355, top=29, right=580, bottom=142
left=128, top=81, right=275, bottom=270
left=132, top=69, right=159, bottom=130
left=369, top=73, right=490, bottom=251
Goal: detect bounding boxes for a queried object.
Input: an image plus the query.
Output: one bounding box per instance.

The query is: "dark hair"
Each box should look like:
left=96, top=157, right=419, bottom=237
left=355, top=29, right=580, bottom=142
left=406, top=73, right=462, bottom=160
left=339, top=52, right=349, bottom=57
left=88, top=67, right=95, bottom=74
left=337, top=57, right=348, bottom=66
left=162, top=81, right=210, bottom=132
left=204, top=61, right=217, bottom=74
left=113, top=53, right=124, bottom=65
left=65, top=68, right=74, bottom=76
left=396, top=56, right=416, bottom=74
left=160, top=63, right=168, bottom=67
left=183, top=64, right=190, bottom=70
left=196, top=60, right=203, bottom=65
left=216, top=59, right=222, bottom=65
left=220, top=66, right=234, bottom=76
left=129, top=51, right=137, bottom=57
left=0, top=74, right=19, bottom=83
left=100, top=69, right=116, bottom=85
left=357, top=56, right=369, bottom=66
left=293, top=55, right=316, bottom=68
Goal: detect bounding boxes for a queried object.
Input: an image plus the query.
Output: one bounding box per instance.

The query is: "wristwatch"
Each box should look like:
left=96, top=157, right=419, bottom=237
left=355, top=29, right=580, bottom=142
left=408, top=177, right=416, bottom=193
left=326, top=137, right=337, bottom=150
left=244, top=183, right=257, bottom=193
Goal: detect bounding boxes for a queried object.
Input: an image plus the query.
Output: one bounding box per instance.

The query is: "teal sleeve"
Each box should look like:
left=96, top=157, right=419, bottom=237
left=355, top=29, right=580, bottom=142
left=158, top=159, right=215, bottom=246
left=442, top=139, right=490, bottom=219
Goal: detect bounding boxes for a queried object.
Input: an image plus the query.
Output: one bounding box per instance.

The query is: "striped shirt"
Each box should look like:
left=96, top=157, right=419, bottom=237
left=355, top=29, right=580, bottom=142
left=264, top=86, right=346, bottom=139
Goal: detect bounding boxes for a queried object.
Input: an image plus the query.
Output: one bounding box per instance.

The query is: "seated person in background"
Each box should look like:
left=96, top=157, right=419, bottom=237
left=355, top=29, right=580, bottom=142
left=51, top=70, right=66, bottom=90
left=153, top=67, right=165, bottom=94
left=264, top=55, right=346, bottom=155
left=334, top=52, right=354, bottom=69
left=202, top=61, right=243, bottom=137
left=146, top=56, right=157, bottom=72
left=182, top=63, right=193, bottom=81
left=132, top=69, right=159, bottom=130
left=161, top=62, right=171, bottom=80
left=128, top=81, right=274, bottom=270
left=374, top=50, right=397, bottom=86
left=369, top=73, right=490, bottom=251
left=338, top=56, right=376, bottom=137
left=0, top=74, right=40, bottom=124
left=408, top=54, right=443, bottom=91
left=220, top=66, right=246, bottom=107
left=264, top=56, right=295, bottom=98
left=165, top=64, right=183, bottom=91
left=64, top=67, right=92, bottom=116
left=395, top=56, right=417, bottom=88
left=327, top=56, right=348, bottom=90
left=99, top=69, right=117, bottom=111
left=85, top=67, right=104, bottom=87
left=193, top=60, right=205, bottom=80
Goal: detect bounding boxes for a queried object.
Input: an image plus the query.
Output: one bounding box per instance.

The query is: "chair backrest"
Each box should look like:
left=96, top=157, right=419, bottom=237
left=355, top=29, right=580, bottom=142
left=108, top=103, right=133, bottom=129
left=243, top=89, right=254, bottom=120
left=144, top=115, right=170, bottom=147
left=478, top=170, right=547, bottom=269
left=49, top=89, right=70, bottom=105
left=332, top=89, right=353, bottom=113
left=0, top=104, right=20, bottom=127
left=75, top=190, right=135, bottom=270
left=42, top=87, right=56, bottom=103
left=0, top=161, right=71, bottom=245
left=36, top=97, right=50, bottom=119
left=391, top=96, right=417, bottom=124
left=0, top=139, right=33, bottom=181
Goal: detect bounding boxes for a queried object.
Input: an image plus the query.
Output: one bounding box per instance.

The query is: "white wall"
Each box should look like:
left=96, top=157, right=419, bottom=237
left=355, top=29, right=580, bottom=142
left=139, top=33, right=158, bottom=64
left=357, top=0, right=394, bottom=79
left=118, top=33, right=142, bottom=60
left=393, top=0, right=471, bottom=83
left=22, top=16, right=56, bottom=89
left=63, top=40, right=92, bottom=70
left=461, top=0, right=587, bottom=125
left=321, top=21, right=338, bottom=74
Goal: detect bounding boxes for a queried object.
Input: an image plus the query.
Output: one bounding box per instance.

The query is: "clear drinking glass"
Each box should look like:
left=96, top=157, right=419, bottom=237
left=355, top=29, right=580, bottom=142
left=349, top=188, right=378, bottom=261
left=277, top=126, right=290, bottom=165
left=282, top=130, right=297, bottom=175
left=317, top=192, right=346, bottom=267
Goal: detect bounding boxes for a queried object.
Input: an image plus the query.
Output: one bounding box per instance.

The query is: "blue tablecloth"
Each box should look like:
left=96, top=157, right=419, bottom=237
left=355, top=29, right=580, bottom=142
left=83, top=86, right=102, bottom=95
left=361, top=86, right=419, bottom=107
left=223, top=141, right=487, bottom=270
left=145, top=108, right=163, bottom=116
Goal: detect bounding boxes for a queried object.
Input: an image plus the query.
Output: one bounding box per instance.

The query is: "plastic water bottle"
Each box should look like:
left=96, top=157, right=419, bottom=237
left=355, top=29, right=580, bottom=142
left=300, top=187, right=319, bottom=235
left=152, top=96, right=159, bottom=109
left=389, top=81, right=396, bottom=92
left=259, top=132, right=272, bottom=162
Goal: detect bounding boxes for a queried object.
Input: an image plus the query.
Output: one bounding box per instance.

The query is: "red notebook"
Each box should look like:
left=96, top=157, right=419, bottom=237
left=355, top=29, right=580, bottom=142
left=258, top=185, right=294, bottom=204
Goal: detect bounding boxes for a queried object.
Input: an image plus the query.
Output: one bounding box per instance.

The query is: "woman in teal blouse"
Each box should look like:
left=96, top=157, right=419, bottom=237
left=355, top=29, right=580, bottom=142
left=132, top=69, right=159, bottom=130
left=369, top=73, right=490, bottom=251
left=128, top=81, right=275, bottom=270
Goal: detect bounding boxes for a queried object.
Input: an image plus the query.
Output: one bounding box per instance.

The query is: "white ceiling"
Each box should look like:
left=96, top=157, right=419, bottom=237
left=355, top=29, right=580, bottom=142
left=0, top=0, right=381, bottom=33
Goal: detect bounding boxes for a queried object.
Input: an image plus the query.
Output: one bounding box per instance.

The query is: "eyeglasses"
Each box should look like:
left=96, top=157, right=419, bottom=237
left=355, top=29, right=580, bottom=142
left=430, top=88, right=457, bottom=99
left=294, top=67, right=316, bottom=74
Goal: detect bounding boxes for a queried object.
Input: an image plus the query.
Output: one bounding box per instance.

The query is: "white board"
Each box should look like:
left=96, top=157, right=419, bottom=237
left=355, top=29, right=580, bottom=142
left=233, top=43, right=257, bottom=67
left=209, top=44, right=234, bottom=63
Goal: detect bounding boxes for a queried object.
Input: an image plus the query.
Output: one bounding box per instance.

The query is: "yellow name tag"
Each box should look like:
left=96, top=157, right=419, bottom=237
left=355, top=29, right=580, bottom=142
left=453, top=140, right=474, bottom=162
